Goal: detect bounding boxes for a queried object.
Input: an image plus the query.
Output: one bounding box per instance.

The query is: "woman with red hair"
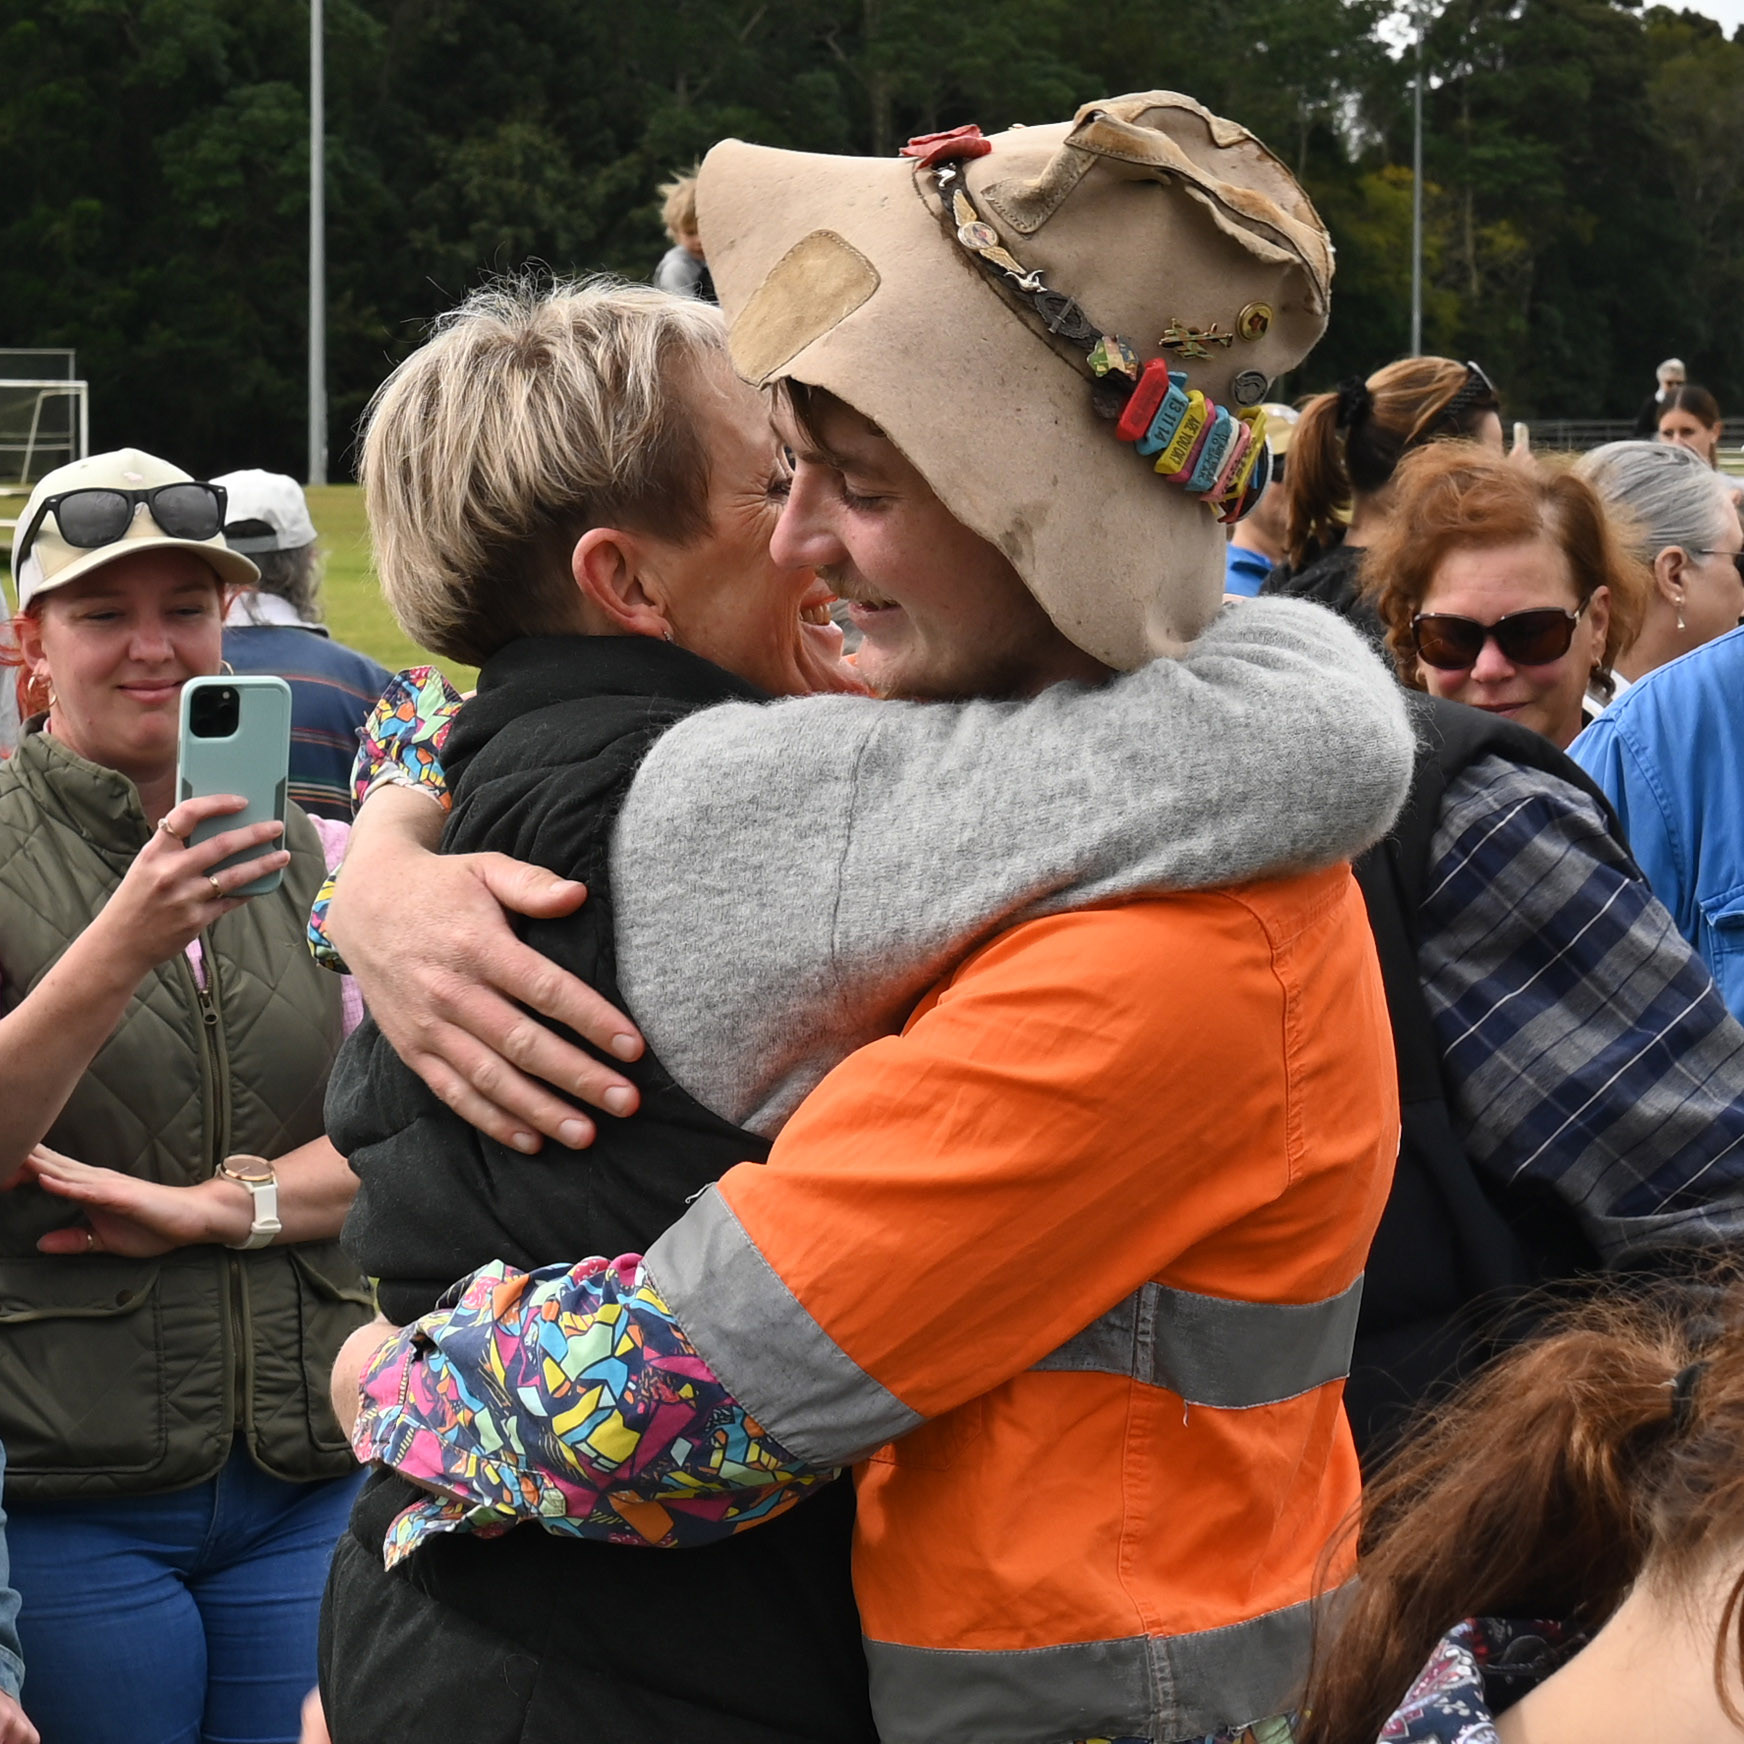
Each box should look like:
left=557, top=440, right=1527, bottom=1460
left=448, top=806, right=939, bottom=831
left=1364, top=443, right=1649, bottom=748
left=1303, top=1275, right=1744, bottom=1743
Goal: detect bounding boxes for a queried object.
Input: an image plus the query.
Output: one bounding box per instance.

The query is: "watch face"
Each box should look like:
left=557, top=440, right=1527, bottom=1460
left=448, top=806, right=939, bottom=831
left=223, top=1156, right=274, bottom=1184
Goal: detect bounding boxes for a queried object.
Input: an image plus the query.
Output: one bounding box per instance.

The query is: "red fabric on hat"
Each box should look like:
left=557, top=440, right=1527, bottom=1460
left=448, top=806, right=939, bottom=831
left=899, top=125, right=993, bottom=167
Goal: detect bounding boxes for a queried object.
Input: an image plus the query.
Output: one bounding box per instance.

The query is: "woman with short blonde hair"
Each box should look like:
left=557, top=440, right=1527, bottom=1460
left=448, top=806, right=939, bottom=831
left=360, top=277, right=724, bottom=665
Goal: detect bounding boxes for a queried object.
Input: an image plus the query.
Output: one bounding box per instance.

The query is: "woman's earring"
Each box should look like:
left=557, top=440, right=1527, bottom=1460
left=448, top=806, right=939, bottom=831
left=661, top=627, right=675, bottom=644
left=1675, top=594, right=1687, bottom=632
left=220, top=658, right=236, bottom=675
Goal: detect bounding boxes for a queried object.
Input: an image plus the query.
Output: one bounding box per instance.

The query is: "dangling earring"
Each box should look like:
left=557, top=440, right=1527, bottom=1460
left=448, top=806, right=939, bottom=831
left=661, top=626, right=675, bottom=644
left=1675, top=593, right=1687, bottom=633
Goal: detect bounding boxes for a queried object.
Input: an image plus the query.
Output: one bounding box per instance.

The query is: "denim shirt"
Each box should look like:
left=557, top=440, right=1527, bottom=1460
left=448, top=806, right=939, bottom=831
left=1571, top=625, right=1744, bottom=1023
left=0, top=1443, right=23, bottom=1700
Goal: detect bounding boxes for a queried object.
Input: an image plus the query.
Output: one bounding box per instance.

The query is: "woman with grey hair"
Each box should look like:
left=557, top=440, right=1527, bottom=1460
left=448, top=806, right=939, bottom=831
left=1576, top=438, right=1744, bottom=691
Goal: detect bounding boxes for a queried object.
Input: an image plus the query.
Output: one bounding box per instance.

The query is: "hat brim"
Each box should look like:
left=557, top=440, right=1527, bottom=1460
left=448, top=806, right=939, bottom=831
left=22, top=535, right=260, bottom=608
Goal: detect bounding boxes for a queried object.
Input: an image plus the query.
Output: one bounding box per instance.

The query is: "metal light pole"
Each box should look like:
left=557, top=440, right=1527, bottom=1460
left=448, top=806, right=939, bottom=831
left=1410, top=13, right=1424, bottom=358
left=307, top=0, right=328, bottom=487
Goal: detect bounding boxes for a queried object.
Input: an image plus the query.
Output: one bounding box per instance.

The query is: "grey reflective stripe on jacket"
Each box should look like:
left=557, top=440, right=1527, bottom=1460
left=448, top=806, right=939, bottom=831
left=643, top=1186, right=922, bottom=1469
left=1033, top=1276, right=1364, bottom=1408
left=863, top=1598, right=1321, bottom=1744
left=649, top=1189, right=1365, bottom=1461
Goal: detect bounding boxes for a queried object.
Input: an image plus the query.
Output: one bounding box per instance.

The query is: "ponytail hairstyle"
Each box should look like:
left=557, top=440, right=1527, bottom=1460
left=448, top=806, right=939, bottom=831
left=1302, top=1275, right=1744, bottom=1744
left=1286, top=357, right=1501, bottom=569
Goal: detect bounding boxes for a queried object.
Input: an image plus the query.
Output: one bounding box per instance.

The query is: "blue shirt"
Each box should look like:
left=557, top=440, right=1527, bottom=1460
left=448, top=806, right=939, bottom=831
left=1571, top=626, right=1744, bottom=1022
left=223, top=625, right=391, bottom=822
left=1223, top=544, right=1273, bottom=597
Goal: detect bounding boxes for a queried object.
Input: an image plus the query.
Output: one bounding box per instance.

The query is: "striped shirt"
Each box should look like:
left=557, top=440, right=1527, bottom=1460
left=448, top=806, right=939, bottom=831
left=1421, top=756, right=1744, bottom=1262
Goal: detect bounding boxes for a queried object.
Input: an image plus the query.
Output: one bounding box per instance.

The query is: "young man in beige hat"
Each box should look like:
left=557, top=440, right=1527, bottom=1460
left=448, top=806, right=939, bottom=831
left=329, top=94, right=1408, bottom=1744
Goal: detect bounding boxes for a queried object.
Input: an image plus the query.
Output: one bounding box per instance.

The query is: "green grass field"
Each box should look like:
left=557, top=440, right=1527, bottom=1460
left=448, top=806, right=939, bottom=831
left=306, top=485, right=477, bottom=689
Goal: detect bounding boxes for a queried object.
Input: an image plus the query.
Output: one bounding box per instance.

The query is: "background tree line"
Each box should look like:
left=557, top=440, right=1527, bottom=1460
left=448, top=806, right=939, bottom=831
left=2, top=0, right=1740, bottom=478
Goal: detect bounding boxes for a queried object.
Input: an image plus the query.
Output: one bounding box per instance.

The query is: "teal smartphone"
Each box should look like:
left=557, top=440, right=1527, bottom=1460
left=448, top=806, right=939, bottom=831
left=176, top=675, right=293, bottom=897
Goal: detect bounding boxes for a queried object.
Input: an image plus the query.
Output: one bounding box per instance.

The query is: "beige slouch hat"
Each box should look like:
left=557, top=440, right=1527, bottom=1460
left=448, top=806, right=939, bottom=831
left=699, top=92, right=1333, bottom=668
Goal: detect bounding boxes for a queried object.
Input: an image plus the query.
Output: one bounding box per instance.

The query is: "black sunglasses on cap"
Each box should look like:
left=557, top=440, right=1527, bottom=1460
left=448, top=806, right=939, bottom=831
left=16, top=482, right=228, bottom=570
left=1412, top=599, right=1589, bottom=671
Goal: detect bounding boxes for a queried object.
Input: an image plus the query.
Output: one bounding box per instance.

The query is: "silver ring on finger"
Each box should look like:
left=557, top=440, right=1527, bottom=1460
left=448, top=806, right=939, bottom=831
left=84, top=1229, right=96, bottom=1253
left=207, top=873, right=225, bottom=900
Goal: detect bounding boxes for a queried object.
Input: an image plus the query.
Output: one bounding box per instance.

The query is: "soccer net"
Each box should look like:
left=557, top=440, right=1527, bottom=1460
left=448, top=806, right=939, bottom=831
left=0, top=350, right=89, bottom=559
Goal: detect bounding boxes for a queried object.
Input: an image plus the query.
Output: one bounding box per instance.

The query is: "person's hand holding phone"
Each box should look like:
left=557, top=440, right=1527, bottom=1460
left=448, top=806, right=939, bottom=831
left=94, top=794, right=288, bottom=979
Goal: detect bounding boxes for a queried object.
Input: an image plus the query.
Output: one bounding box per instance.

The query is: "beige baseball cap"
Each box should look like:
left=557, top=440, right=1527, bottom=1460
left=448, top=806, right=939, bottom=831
left=699, top=91, right=1333, bottom=668
left=11, top=448, right=259, bottom=611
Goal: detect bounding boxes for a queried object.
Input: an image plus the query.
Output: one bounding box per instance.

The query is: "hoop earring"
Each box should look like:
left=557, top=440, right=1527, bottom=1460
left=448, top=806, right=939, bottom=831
left=220, top=659, right=236, bottom=675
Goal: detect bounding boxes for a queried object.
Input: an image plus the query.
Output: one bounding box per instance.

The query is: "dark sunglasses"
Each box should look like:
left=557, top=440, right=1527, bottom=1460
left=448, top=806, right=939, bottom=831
left=17, top=482, right=228, bottom=569
left=1412, top=600, right=1588, bottom=671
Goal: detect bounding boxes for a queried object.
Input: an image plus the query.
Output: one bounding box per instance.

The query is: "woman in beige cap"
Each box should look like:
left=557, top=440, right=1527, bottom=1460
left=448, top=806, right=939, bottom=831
left=0, top=452, right=370, bottom=1743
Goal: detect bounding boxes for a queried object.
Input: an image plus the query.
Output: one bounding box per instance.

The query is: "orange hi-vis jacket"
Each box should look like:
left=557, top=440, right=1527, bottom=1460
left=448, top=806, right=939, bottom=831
left=648, top=866, right=1399, bottom=1744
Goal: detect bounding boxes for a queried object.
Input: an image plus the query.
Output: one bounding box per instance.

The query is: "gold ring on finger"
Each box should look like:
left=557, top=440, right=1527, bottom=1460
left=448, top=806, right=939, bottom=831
left=157, top=817, right=188, bottom=842
left=207, top=874, right=225, bottom=900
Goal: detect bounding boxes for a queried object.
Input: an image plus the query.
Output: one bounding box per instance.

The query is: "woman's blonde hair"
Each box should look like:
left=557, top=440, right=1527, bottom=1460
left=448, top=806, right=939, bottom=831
left=660, top=172, right=700, bottom=244
left=1363, top=442, right=1649, bottom=699
left=1287, top=357, right=1499, bottom=569
left=359, top=274, right=728, bottom=665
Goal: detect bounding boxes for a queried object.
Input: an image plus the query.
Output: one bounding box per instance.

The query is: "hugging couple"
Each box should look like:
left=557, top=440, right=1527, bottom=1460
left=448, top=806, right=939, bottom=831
left=317, top=92, right=1413, bottom=1744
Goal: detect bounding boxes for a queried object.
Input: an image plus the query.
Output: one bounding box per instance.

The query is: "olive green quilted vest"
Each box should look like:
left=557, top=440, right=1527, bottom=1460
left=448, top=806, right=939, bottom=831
left=0, top=731, right=372, bottom=1499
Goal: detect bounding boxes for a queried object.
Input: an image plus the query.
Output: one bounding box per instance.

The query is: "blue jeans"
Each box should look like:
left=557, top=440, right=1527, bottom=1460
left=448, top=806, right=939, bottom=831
left=5, top=1440, right=360, bottom=1744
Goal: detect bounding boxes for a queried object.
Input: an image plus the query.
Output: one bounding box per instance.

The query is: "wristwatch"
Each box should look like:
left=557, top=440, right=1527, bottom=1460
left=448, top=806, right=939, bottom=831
left=216, top=1154, right=282, bottom=1250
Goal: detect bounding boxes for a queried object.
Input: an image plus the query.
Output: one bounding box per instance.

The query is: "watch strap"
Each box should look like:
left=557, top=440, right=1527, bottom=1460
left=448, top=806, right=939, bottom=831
left=218, top=1157, right=282, bottom=1250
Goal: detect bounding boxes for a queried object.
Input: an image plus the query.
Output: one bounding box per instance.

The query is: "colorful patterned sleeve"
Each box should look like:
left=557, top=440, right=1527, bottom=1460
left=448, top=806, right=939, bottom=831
left=351, top=1256, right=831, bottom=1568
left=306, top=667, right=463, bottom=972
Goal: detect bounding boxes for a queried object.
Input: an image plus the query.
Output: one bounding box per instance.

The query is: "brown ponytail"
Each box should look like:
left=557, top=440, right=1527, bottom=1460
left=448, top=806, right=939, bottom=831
left=1285, top=356, right=1499, bottom=570
left=1302, top=1278, right=1744, bottom=1744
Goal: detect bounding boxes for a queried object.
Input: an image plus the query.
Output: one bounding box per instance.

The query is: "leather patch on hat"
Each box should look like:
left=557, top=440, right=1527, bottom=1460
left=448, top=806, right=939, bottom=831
left=728, top=231, right=879, bottom=384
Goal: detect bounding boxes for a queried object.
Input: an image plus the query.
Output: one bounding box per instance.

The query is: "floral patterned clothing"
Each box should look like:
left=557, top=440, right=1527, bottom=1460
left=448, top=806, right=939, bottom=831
left=306, top=666, right=460, bottom=972
left=1382, top=1618, right=1584, bottom=1742
left=352, top=1254, right=828, bottom=1567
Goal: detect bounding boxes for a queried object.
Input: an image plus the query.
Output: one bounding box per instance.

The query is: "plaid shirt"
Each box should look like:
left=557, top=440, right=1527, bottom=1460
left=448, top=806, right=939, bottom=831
left=1421, top=756, right=1744, bottom=1262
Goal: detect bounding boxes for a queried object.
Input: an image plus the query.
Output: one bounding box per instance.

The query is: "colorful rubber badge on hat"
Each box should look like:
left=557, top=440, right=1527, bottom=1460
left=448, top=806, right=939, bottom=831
left=1155, top=393, right=1211, bottom=479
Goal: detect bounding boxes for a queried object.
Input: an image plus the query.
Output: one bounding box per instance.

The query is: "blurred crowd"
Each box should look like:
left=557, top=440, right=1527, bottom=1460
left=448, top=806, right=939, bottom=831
left=4, top=103, right=1744, bottom=1744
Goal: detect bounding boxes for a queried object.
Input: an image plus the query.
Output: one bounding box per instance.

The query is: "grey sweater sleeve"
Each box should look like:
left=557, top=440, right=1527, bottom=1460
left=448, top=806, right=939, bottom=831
left=611, top=595, right=1414, bottom=1134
